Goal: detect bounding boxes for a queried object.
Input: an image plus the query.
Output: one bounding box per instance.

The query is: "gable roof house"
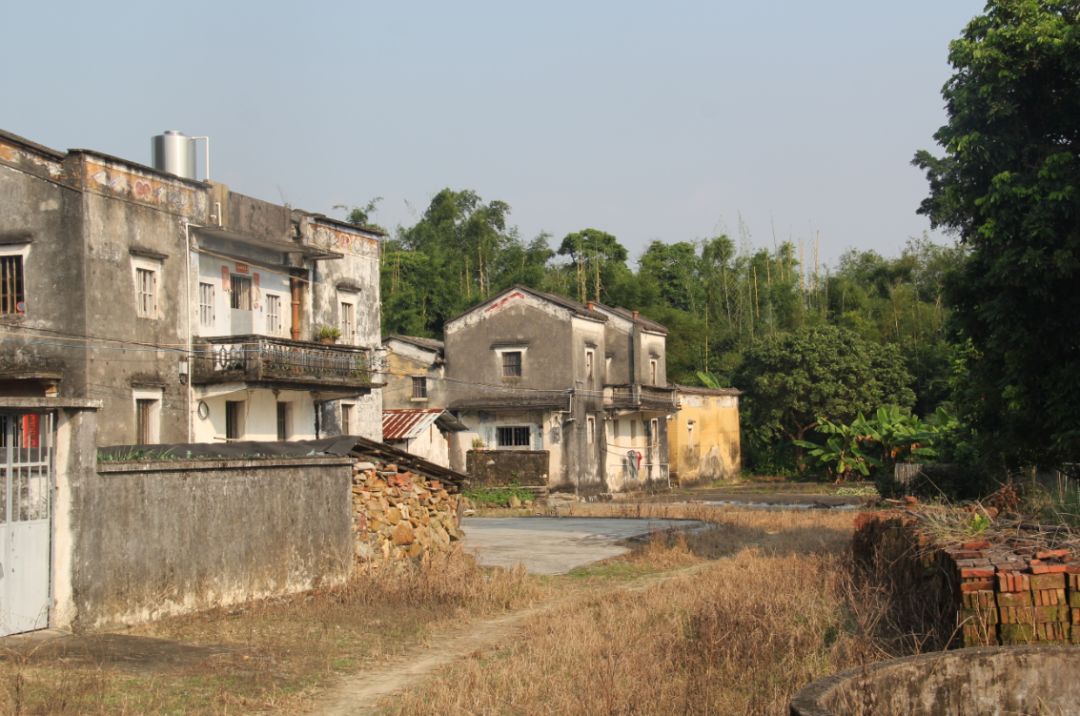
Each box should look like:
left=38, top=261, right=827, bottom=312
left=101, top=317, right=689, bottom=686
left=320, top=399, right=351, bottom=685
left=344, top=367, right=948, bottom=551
left=443, top=286, right=678, bottom=494
left=0, top=128, right=385, bottom=447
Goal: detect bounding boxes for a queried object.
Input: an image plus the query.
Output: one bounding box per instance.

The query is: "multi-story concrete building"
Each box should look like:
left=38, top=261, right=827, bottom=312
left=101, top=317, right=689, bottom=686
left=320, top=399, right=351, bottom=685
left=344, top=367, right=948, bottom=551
left=443, top=285, right=678, bottom=494
left=0, top=128, right=384, bottom=447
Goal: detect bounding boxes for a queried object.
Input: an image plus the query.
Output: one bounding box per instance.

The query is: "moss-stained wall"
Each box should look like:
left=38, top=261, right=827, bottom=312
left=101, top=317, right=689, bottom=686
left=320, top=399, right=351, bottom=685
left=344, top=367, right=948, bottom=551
left=669, top=389, right=740, bottom=484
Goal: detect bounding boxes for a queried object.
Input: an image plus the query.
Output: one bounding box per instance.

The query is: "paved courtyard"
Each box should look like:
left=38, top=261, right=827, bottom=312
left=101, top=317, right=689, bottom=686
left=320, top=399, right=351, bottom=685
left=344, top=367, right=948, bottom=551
left=461, top=516, right=702, bottom=574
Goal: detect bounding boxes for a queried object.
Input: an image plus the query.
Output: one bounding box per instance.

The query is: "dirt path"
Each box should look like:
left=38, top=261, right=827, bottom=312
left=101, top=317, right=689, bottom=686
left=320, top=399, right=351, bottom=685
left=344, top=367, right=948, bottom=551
left=309, top=563, right=712, bottom=716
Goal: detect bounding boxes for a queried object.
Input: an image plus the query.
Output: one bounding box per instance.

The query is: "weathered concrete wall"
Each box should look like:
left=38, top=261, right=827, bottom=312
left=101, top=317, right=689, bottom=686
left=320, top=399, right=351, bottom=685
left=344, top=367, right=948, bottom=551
left=791, top=646, right=1080, bottom=716
left=383, top=340, right=447, bottom=410
left=75, top=457, right=353, bottom=629
left=466, top=449, right=549, bottom=487
left=669, top=390, right=741, bottom=485
left=351, top=458, right=461, bottom=561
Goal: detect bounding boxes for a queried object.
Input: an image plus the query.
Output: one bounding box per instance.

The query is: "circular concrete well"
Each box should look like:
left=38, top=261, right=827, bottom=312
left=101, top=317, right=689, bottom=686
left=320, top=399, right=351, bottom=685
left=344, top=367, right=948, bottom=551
left=789, top=646, right=1080, bottom=716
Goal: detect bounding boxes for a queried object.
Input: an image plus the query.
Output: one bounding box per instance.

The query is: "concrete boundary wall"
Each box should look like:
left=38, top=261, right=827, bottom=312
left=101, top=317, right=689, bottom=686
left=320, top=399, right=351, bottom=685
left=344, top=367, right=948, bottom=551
left=75, top=456, right=353, bottom=629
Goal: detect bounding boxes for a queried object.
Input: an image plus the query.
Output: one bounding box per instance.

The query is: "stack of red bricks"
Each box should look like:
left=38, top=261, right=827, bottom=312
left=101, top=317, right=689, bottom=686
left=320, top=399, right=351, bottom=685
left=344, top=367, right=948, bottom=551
left=856, top=511, right=1079, bottom=648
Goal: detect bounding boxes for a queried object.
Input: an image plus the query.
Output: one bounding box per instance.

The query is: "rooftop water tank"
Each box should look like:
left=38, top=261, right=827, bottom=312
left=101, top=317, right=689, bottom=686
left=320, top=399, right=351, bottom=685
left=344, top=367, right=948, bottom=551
left=151, top=130, right=196, bottom=179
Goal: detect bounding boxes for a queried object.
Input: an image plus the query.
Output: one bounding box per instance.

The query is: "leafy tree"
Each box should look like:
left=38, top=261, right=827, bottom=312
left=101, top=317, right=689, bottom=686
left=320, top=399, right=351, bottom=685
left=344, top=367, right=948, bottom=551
left=335, top=197, right=385, bottom=234
left=556, top=228, right=629, bottom=303
left=736, top=325, right=915, bottom=469
left=913, top=0, right=1080, bottom=468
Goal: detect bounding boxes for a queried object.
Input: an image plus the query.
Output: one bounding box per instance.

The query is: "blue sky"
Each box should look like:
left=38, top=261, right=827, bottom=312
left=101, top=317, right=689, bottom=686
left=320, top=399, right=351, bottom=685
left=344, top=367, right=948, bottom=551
left=3, top=1, right=985, bottom=266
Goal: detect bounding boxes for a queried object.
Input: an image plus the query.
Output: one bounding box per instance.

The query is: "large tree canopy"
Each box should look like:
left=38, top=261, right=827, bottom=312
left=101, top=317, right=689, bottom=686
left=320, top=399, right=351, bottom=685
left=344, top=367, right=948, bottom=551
left=913, top=0, right=1080, bottom=467
left=735, top=325, right=915, bottom=454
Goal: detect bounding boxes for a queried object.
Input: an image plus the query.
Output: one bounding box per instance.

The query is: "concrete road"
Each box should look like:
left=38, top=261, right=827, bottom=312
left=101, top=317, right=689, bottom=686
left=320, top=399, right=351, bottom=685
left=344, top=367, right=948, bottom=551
left=461, top=517, right=700, bottom=575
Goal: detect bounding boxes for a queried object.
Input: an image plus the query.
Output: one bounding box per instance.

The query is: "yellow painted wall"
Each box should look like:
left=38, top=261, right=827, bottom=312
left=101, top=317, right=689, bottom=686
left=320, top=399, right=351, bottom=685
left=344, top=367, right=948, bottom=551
left=669, top=392, right=741, bottom=484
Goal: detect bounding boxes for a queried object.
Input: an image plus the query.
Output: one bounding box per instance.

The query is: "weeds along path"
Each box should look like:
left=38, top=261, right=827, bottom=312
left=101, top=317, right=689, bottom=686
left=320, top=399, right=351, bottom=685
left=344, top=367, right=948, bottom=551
left=309, top=562, right=714, bottom=716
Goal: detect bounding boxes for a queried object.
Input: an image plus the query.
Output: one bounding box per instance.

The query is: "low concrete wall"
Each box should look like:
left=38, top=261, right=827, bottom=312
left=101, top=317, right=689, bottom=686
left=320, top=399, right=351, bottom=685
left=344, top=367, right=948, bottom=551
left=790, top=646, right=1080, bottom=716
left=76, top=457, right=353, bottom=629
left=466, top=449, right=548, bottom=487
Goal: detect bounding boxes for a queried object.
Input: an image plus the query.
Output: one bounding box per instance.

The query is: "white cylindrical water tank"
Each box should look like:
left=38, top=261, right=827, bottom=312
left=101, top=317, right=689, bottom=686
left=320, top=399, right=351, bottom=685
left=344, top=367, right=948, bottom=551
left=151, top=130, right=197, bottom=179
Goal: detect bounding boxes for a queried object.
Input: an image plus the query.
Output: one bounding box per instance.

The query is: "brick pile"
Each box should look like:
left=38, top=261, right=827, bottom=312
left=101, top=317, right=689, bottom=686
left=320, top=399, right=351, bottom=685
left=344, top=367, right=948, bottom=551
left=855, top=511, right=1080, bottom=647
left=350, top=458, right=462, bottom=562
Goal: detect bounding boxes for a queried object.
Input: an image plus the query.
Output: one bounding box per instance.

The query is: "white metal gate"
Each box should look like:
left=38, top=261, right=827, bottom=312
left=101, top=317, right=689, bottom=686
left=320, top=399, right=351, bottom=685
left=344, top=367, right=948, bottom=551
left=0, top=412, right=53, bottom=636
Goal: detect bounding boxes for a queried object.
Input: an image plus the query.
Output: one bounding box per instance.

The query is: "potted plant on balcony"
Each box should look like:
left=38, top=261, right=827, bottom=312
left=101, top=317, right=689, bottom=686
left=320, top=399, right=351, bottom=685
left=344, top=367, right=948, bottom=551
left=315, top=325, right=342, bottom=345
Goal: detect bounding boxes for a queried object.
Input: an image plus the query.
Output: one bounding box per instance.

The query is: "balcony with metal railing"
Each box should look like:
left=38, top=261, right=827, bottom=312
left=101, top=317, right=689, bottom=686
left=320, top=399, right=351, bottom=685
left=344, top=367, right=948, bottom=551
left=604, top=383, right=680, bottom=412
left=192, top=335, right=380, bottom=390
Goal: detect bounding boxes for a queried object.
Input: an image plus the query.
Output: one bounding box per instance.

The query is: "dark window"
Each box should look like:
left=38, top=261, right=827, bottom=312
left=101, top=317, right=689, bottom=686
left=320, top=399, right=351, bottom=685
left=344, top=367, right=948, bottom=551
left=230, top=275, right=252, bottom=310
left=412, top=376, right=428, bottom=399
left=1, top=256, right=25, bottom=315
left=496, top=426, right=531, bottom=447
left=225, top=400, right=244, bottom=440
left=276, top=402, right=289, bottom=441
left=501, top=351, right=522, bottom=377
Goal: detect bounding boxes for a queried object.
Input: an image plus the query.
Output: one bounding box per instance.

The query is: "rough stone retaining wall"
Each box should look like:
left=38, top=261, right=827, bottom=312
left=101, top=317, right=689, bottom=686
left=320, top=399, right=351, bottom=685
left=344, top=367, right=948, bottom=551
left=350, top=457, right=462, bottom=561
left=854, top=511, right=1079, bottom=647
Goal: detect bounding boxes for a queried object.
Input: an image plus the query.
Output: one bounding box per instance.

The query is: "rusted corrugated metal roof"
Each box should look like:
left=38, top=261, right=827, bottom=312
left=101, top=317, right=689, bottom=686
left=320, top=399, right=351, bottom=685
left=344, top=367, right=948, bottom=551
left=382, top=408, right=445, bottom=441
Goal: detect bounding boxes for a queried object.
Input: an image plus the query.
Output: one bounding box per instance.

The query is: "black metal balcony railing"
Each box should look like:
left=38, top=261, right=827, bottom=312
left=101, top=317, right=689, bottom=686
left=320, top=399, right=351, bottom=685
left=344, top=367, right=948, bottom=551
left=606, top=383, right=680, bottom=411
left=192, top=335, right=379, bottom=389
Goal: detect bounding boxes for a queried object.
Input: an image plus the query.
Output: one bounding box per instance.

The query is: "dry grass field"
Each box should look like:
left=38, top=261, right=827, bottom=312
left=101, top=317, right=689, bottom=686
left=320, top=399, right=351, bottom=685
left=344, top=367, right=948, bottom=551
left=0, top=506, right=897, bottom=715
left=380, top=508, right=892, bottom=716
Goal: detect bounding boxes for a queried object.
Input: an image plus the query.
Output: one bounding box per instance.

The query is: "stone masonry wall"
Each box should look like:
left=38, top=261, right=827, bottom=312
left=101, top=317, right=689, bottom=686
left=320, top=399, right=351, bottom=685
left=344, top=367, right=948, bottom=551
left=854, top=511, right=1079, bottom=648
left=350, top=457, right=462, bottom=562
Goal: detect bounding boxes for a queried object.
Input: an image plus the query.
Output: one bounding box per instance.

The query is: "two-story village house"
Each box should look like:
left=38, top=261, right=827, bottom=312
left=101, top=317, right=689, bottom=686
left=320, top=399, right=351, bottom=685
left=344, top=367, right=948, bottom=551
left=443, top=286, right=678, bottom=494
left=0, top=129, right=383, bottom=447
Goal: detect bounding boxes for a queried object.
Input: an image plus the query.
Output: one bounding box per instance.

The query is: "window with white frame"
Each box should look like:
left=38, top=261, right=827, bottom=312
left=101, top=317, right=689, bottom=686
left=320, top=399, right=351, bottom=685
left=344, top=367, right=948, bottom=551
left=496, top=426, right=531, bottom=448
left=133, top=387, right=163, bottom=444
left=340, top=300, right=356, bottom=344
left=585, top=349, right=595, bottom=382
left=650, top=358, right=658, bottom=385
left=651, top=418, right=659, bottom=447
left=266, top=294, right=282, bottom=335
left=132, top=257, right=161, bottom=318
left=199, top=282, right=215, bottom=327
left=501, top=350, right=523, bottom=377
left=0, top=250, right=26, bottom=316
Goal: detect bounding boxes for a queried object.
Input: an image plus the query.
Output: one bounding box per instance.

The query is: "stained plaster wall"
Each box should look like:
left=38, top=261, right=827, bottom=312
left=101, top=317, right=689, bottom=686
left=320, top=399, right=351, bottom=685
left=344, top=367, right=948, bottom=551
left=77, top=457, right=352, bottom=629
left=0, top=138, right=86, bottom=398
left=669, top=391, right=741, bottom=484
left=383, top=340, right=447, bottom=409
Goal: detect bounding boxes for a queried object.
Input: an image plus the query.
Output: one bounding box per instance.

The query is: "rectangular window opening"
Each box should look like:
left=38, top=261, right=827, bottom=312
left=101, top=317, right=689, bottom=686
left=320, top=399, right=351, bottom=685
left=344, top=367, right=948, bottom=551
left=501, top=351, right=522, bottom=378
left=276, top=401, right=289, bottom=441
left=225, top=400, right=244, bottom=441
left=230, top=275, right=252, bottom=310
left=199, top=282, right=215, bottom=326
left=1, top=255, right=26, bottom=315
left=267, top=294, right=282, bottom=335
left=411, top=376, right=428, bottom=399
left=136, top=267, right=157, bottom=317
left=496, top=426, right=531, bottom=447
left=650, top=359, right=658, bottom=386
left=136, top=399, right=157, bottom=444
left=341, top=403, right=354, bottom=435
left=586, top=416, right=596, bottom=445
left=585, top=349, right=594, bottom=381
left=340, top=301, right=356, bottom=344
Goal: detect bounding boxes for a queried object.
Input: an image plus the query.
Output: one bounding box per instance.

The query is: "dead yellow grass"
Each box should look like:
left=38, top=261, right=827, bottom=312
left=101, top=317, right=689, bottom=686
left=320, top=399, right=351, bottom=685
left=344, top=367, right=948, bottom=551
left=382, top=508, right=886, bottom=716
left=0, top=548, right=543, bottom=715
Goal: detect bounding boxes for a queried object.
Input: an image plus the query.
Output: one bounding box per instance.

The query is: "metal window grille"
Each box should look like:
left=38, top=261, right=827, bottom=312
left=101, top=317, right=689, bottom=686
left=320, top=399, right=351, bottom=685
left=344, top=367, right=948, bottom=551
left=411, top=376, right=427, bottom=399
left=136, top=268, right=156, bottom=317
left=0, top=256, right=25, bottom=315
left=230, top=275, right=252, bottom=310
left=501, top=351, right=522, bottom=377
left=199, top=282, right=215, bottom=326
left=496, top=426, right=530, bottom=447
left=340, top=302, right=355, bottom=344
left=267, top=295, right=281, bottom=334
